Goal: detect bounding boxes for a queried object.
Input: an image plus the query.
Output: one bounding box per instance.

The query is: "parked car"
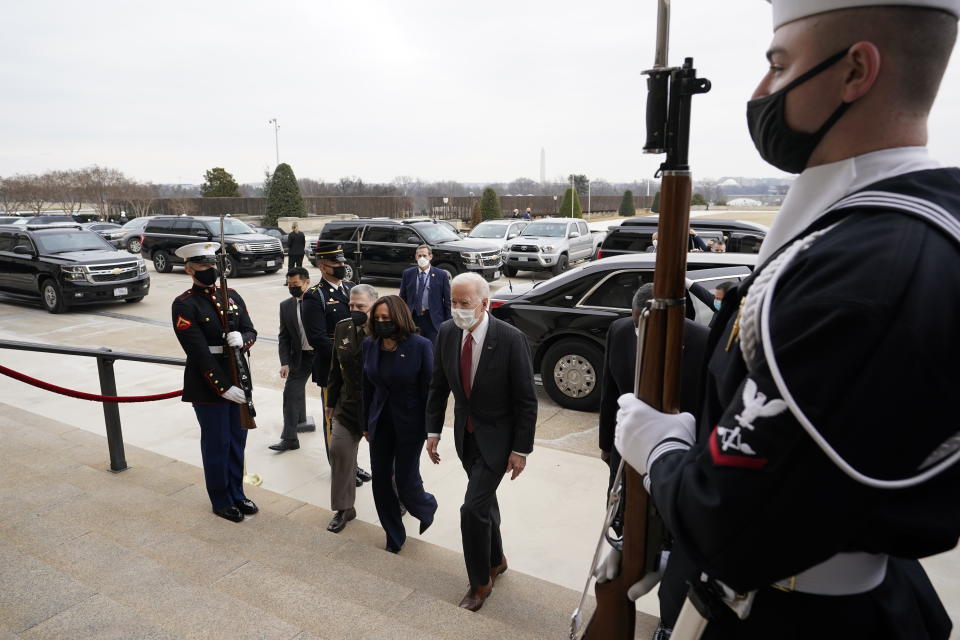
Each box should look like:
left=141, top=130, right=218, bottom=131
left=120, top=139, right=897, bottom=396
left=599, top=216, right=768, bottom=258
left=490, top=252, right=756, bottom=411
left=140, top=216, right=283, bottom=277
left=314, top=218, right=502, bottom=282
left=10, top=215, right=78, bottom=226
left=465, top=219, right=529, bottom=257
left=502, top=218, right=606, bottom=278
left=116, top=216, right=153, bottom=253
left=0, top=223, right=150, bottom=313
left=251, top=225, right=289, bottom=254
left=80, top=222, right=125, bottom=249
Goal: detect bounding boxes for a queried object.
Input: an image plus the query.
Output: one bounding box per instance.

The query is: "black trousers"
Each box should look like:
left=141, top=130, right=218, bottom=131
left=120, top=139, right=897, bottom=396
left=461, top=432, right=505, bottom=589
left=412, top=311, right=438, bottom=343
left=369, top=413, right=437, bottom=551
left=281, top=351, right=314, bottom=441
left=288, top=253, right=304, bottom=268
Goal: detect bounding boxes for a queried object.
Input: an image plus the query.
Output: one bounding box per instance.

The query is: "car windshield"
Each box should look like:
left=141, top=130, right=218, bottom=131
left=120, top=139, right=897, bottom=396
left=521, top=222, right=566, bottom=237
left=411, top=222, right=459, bottom=243
left=34, top=231, right=112, bottom=253
left=468, top=223, right=509, bottom=239
left=205, top=218, right=254, bottom=235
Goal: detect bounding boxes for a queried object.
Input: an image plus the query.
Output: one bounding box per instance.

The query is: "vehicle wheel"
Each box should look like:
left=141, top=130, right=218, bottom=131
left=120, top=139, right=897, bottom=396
left=125, top=297, right=144, bottom=304
left=40, top=279, right=67, bottom=314
left=152, top=251, right=172, bottom=273
left=434, top=262, right=459, bottom=281
left=541, top=339, right=604, bottom=411
left=552, top=253, right=569, bottom=276
left=503, top=265, right=519, bottom=278
left=222, top=255, right=238, bottom=278
left=127, top=237, right=142, bottom=253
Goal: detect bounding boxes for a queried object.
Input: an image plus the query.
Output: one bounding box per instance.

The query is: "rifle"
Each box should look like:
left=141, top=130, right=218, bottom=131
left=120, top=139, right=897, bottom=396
left=571, top=2, right=709, bottom=637
left=217, top=214, right=257, bottom=429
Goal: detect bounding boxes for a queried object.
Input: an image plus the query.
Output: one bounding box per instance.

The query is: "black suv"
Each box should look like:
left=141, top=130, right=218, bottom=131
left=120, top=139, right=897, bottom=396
left=0, top=223, right=150, bottom=313
left=316, top=219, right=501, bottom=282
left=490, top=252, right=756, bottom=411
left=140, top=216, right=283, bottom=277
left=599, top=216, right=768, bottom=257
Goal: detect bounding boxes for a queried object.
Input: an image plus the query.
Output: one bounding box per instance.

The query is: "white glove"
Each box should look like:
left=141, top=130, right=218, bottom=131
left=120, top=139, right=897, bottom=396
left=225, top=331, right=243, bottom=347
left=627, top=550, right=670, bottom=601
left=615, top=393, right=695, bottom=476
left=221, top=386, right=246, bottom=404
left=594, top=547, right=621, bottom=584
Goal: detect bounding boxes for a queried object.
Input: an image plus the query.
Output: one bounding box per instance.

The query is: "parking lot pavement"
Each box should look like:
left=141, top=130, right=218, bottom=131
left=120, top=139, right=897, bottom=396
left=0, top=265, right=603, bottom=459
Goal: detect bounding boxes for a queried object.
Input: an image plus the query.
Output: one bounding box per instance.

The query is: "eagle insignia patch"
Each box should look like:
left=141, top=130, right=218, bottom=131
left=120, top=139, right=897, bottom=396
left=175, top=315, right=192, bottom=331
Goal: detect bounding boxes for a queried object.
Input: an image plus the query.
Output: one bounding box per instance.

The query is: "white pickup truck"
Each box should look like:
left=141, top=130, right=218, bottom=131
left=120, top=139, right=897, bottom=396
left=502, top=218, right=605, bottom=277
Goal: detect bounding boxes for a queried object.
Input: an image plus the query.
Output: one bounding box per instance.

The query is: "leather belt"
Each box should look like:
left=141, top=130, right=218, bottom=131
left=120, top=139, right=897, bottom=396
left=772, top=552, right=888, bottom=595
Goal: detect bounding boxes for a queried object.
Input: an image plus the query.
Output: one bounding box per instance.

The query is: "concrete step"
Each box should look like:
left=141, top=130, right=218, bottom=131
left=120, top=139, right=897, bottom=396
left=0, top=401, right=659, bottom=638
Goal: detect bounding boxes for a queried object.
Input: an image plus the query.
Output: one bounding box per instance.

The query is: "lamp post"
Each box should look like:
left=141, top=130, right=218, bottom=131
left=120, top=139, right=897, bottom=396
left=554, top=194, right=559, bottom=215
left=442, top=196, right=449, bottom=219
left=268, top=118, right=280, bottom=166
left=587, top=178, right=591, bottom=218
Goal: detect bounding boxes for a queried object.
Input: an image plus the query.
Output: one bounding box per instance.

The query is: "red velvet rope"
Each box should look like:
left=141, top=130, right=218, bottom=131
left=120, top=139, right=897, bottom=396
left=0, top=363, right=182, bottom=403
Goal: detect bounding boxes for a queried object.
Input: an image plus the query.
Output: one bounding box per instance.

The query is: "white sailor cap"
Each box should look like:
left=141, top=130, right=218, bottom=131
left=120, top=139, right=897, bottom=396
left=174, top=241, right=220, bottom=263
left=769, top=0, right=960, bottom=28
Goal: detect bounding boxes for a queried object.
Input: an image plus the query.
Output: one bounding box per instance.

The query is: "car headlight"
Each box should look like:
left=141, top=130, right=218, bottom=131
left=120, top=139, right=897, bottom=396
left=541, top=245, right=555, bottom=253
left=460, top=252, right=479, bottom=263
left=230, top=243, right=249, bottom=252
left=137, top=259, right=146, bottom=275
left=62, top=265, right=86, bottom=281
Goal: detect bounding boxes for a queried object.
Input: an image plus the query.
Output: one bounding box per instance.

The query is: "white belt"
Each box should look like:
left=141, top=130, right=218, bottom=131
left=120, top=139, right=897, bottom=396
left=772, top=552, right=888, bottom=595
left=209, top=346, right=225, bottom=354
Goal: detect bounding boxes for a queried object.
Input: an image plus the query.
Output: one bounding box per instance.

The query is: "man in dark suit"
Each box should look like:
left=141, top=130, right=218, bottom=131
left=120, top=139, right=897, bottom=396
left=597, top=281, right=708, bottom=635
left=287, top=223, right=306, bottom=269
left=269, top=266, right=314, bottom=452
left=425, top=272, right=537, bottom=612
left=398, top=245, right=451, bottom=342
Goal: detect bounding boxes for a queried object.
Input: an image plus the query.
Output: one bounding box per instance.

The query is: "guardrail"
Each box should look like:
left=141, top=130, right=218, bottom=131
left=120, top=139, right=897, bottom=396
left=0, top=339, right=185, bottom=473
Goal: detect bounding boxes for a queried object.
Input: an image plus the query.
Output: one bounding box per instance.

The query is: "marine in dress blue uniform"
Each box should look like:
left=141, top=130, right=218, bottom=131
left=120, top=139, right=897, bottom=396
left=612, top=2, right=960, bottom=638
left=171, top=242, right=259, bottom=523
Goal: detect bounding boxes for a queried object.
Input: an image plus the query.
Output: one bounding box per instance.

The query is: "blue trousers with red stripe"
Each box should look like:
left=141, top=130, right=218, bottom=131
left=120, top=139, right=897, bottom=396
left=193, top=402, right=248, bottom=510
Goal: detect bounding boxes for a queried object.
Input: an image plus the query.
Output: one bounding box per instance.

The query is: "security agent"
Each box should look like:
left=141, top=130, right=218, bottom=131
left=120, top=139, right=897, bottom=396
left=171, top=242, right=259, bottom=523
left=300, top=241, right=372, bottom=484
left=269, top=266, right=314, bottom=452
left=613, top=1, right=960, bottom=638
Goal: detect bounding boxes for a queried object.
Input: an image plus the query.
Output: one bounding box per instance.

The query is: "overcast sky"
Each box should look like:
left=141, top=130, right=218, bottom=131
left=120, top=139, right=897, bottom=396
left=3, top=1, right=959, bottom=186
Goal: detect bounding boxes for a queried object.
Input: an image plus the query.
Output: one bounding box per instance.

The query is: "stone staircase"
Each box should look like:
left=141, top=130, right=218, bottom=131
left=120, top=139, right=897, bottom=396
left=0, top=402, right=659, bottom=639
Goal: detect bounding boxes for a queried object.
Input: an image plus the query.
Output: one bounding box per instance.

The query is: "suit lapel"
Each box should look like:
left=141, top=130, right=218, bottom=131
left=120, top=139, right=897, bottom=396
left=471, top=315, right=498, bottom=395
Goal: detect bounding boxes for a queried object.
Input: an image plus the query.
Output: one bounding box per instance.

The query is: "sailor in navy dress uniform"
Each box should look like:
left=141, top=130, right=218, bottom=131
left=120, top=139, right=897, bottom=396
left=612, top=1, right=960, bottom=638
left=171, top=242, right=259, bottom=523
left=300, top=242, right=370, bottom=483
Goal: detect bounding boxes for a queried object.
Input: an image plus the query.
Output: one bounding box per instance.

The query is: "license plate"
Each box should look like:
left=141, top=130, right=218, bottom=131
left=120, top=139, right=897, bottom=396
left=266, top=260, right=276, bottom=267
left=114, top=287, right=128, bottom=296
left=520, top=257, right=530, bottom=262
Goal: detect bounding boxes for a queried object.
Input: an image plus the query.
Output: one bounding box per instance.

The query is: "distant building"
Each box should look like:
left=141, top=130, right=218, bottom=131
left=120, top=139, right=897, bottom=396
left=727, top=197, right=764, bottom=207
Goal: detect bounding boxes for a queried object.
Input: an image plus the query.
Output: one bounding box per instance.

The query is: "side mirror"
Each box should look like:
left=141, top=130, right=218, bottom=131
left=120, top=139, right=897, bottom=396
left=406, top=235, right=420, bottom=244
left=569, top=231, right=581, bottom=238
left=13, top=245, right=32, bottom=255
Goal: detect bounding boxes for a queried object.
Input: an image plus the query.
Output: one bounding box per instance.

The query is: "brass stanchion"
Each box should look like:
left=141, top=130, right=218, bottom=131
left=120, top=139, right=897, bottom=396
left=243, top=464, right=262, bottom=486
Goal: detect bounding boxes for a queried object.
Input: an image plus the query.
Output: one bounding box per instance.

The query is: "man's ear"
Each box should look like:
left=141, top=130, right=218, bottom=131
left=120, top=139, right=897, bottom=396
left=842, top=41, right=881, bottom=103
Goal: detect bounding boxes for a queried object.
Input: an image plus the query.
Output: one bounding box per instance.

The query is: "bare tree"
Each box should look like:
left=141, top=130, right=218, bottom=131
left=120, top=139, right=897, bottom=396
left=50, top=170, right=85, bottom=216
left=125, top=182, right=160, bottom=217
left=81, top=166, right=129, bottom=220
left=21, top=173, right=56, bottom=215
left=0, top=175, right=27, bottom=215
left=168, top=197, right=198, bottom=216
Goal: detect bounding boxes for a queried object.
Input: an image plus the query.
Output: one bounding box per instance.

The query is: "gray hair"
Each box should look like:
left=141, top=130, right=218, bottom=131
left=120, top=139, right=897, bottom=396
left=632, top=283, right=654, bottom=311
left=451, top=272, right=490, bottom=302
left=350, top=284, right=379, bottom=303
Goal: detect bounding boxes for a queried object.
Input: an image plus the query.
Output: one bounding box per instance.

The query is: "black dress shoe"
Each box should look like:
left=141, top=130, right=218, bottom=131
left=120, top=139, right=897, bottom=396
left=355, top=477, right=363, bottom=488
left=385, top=544, right=401, bottom=554
left=213, top=505, right=244, bottom=523
left=268, top=440, right=299, bottom=452
left=356, top=467, right=372, bottom=483
left=236, top=499, right=258, bottom=515
left=326, top=508, right=356, bottom=533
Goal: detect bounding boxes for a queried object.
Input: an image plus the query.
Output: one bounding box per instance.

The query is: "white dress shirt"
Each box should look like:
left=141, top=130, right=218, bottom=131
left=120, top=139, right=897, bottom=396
left=295, top=299, right=312, bottom=352
left=757, top=146, right=939, bottom=264
left=428, top=312, right=527, bottom=457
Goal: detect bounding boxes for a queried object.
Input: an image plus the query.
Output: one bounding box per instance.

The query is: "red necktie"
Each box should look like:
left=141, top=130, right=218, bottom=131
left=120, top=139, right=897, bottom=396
left=460, top=333, right=474, bottom=433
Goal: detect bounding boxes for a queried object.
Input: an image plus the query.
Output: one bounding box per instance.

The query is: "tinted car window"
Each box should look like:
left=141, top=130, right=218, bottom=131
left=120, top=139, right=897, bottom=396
left=580, top=270, right=653, bottom=310
left=578, top=221, right=589, bottom=236
left=690, top=276, right=742, bottom=326
left=605, top=230, right=653, bottom=252
left=411, top=222, right=457, bottom=243
left=522, top=222, right=567, bottom=237
left=0, top=233, right=14, bottom=252
left=323, top=225, right=357, bottom=242
left=147, top=219, right=177, bottom=233
left=171, top=219, right=193, bottom=233
left=33, top=231, right=110, bottom=253
left=188, top=221, right=209, bottom=236
left=364, top=226, right=399, bottom=243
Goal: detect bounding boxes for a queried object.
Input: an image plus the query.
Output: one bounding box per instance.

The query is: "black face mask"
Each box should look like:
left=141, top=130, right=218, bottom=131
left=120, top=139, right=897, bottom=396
left=195, top=267, right=218, bottom=286
left=746, top=48, right=851, bottom=174
left=373, top=320, right=396, bottom=339
left=350, top=310, right=368, bottom=327
left=331, top=265, right=347, bottom=280
left=288, top=286, right=303, bottom=298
